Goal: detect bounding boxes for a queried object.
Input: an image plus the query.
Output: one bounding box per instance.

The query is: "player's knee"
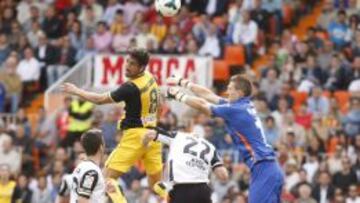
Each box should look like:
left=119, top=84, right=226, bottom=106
left=147, top=171, right=162, bottom=187
left=104, top=168, right=123, bottom=179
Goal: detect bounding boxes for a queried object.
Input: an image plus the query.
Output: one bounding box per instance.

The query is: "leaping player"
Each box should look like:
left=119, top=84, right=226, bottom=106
left=62, top=48, right=163, bottom=200
left=166, top=74, right=284, bottom=203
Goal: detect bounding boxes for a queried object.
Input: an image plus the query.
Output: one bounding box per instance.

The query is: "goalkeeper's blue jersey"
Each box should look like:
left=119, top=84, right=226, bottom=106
left=211, top=97, right=276, bottom=168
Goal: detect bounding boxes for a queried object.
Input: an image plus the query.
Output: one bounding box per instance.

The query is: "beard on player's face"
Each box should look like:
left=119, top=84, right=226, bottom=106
left=125, top=58, right=144, bottom=78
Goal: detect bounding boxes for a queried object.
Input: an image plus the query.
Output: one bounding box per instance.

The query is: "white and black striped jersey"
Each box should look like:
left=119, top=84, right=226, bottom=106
left=153, top=128, right=223, bottom=184
left=58, top=173, right=73, bottom=197
left=70, top=160, right=106, bottom=203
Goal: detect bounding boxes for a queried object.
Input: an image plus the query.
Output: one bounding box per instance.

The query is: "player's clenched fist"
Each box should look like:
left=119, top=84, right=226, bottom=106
left=166, top=76, right=190, bottom=87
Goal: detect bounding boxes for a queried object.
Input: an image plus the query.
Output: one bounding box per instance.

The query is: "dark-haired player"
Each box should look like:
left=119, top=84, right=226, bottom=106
left=62, top=48, right=162, bottom=190
left=167, top=75, right=284, bottom=203
left=70, top=129, right=105, bottom=203
left=142, top=127, right=228, bottom=203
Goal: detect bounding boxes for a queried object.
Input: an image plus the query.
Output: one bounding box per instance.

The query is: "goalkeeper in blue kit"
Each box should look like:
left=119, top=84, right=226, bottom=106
left=166, top=74, right=284, bottom=203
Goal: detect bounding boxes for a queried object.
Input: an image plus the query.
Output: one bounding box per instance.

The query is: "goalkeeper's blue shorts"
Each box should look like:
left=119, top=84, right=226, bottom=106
left=248, top=160, right=284, bottom=203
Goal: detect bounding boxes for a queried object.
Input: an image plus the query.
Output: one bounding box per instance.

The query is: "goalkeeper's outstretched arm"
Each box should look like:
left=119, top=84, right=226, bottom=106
left=61, top=83, right=113, bottom=105
left=167, top=76, right=224, bottom=104
left=167, top=87, right=212, bottom=116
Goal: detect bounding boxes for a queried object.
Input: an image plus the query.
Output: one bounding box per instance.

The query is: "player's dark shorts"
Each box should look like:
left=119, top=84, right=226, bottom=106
left=169, top=183, right=212, bottom=203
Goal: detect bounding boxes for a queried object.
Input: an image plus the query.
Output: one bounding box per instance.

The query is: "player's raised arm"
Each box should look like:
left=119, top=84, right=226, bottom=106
left=61, top=83, right=113, bottom=105
left=167, top=76, right=225, bottom=104
left=166, top=87, right=213, bottom=116
left=143, top=127, right=177, bottom=146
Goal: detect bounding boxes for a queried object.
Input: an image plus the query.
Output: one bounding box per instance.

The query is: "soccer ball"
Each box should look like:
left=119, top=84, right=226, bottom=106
left=155, top=0, right=181, bottom=17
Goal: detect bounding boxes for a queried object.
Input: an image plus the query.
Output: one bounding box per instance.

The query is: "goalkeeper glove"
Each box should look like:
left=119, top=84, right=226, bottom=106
left=166, top=87, right=188, bottom=102
left=166, top=75, right=191, bottom=88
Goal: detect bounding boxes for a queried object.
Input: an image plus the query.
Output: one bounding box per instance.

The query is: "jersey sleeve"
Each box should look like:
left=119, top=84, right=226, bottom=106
left=150, top=127, right=177, bottom=145
left=76, top=170, right=99, bottom=199
left=58, top=176, right=70, bottom=197
left=210, top=150, right=223, bottom=170
left=210, top=103, right=231, bottom=118
left=109, top=82, right=138, bottom=102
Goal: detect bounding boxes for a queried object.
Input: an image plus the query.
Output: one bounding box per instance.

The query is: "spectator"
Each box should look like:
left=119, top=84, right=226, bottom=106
left=297, top=183, right=317, bottom=203
left=35, top=107, right=57, bottom=148
left=306, top=27, right=324, bottom=50
left=27, top=21, right=43, bottom=48
left=352, top=30, right=360, bottom=57
left=22, top=5, right=43, bottom=33
left=136, top=23, right=158, bottom=50
left=263, top=115, right=280, bottom=146
left=30, top=175, right=52, bottom=203
left=349, top=56, right=360, bottom=83
left=78, top=0, right=103, bottom=24
left=0, top=135, right=21, bottom=175
left=261, top=0, right=283, bottom=35
left=332, top=157, right=358, bottom=193
left=301, top=55, right=327, bottom=85
left=324, top=54, right=352, bottom=90
left=150, top=16, right=167, bottom=43
left=232, top=10, right=258, bottom=65
left=346, top=184, right=360, bottom=203
left=342, top=97, right=360, bottom=137
left=122, top=0, right=145, bottom=25
left=251, top=0, right=269, bottom=32
left=64, top=0, right=82, bottom=17
left=260, top=68, right=281, bottom=102
left=80, top=6, right=98, bottom=37
left=0, top=57, right=22, bottom=113
left=312, top=171, right=335, bottom=203
left=0, top=33, right=11, bottom=66
left=348, top=78, right=360, bottom=92
left=102, top=0, right=124, bottom=25
left=0, top=82, right=5, bottom=112
left=328, top=10, right=350, bottom=50
left=17, top=47, right=41, bottom=104
left=126, top=179, right=142, bottom=203
left=101, top=108, right=120, bottom=152
left=112, top=26, right=134, bottom=53
left=16, top=174, right=33, bottom=203
left=68, top=20, right=87, bottom=50
left=317, top=0, right=337, bottom=30
left=92, top=21, right=112, bottom=52
left=0, top=164, right=21, bottom=203
left=110, top=10, right=125, bottom=35
left=13, top=125, right=34, bottom=176
left=284, top=159, right=300, bottom=192
left=307, top=86, right=330, bottom=116
left=205, top=0, right=231, bottom=16
left=8, top=21, right=24, bottom=48
left=271, top=97, right=291, bottom=128
left=318, top=40, right=335, bottom=70
left=270, top=82, right=294, bottom=110
left=76, top=36, right=97, bottom=61
left=199, top=23, right=221, bottom=58
left=42, top=6, right=63, bottom=40
left=1, top=7, right=16, bottom=35
left=34, top=33, right=59, bottom=89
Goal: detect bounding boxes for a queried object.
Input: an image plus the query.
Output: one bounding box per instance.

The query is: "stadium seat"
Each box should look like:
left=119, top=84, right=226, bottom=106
left=213, top=60, right=229, bottom=81
left=334, top=91, right=350, bottom=113
left=291, top=91, right=308, bottom=112
left=282, top=4, right=293, bottom=26
left=224, top=45, right=245, bottom=66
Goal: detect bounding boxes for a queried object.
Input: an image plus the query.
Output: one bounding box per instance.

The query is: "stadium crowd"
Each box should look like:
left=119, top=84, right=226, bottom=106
left=0, top=0, right=359, bottom=203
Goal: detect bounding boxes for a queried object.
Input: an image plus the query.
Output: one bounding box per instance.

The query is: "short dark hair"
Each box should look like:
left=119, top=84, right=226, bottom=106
left=230, top=74, right=252, bottom=97
left=81, top=129, right=104, bottom=156
left=338, top=10, right=346, bottom=16
left=129, top=48, right=150, bottom=68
